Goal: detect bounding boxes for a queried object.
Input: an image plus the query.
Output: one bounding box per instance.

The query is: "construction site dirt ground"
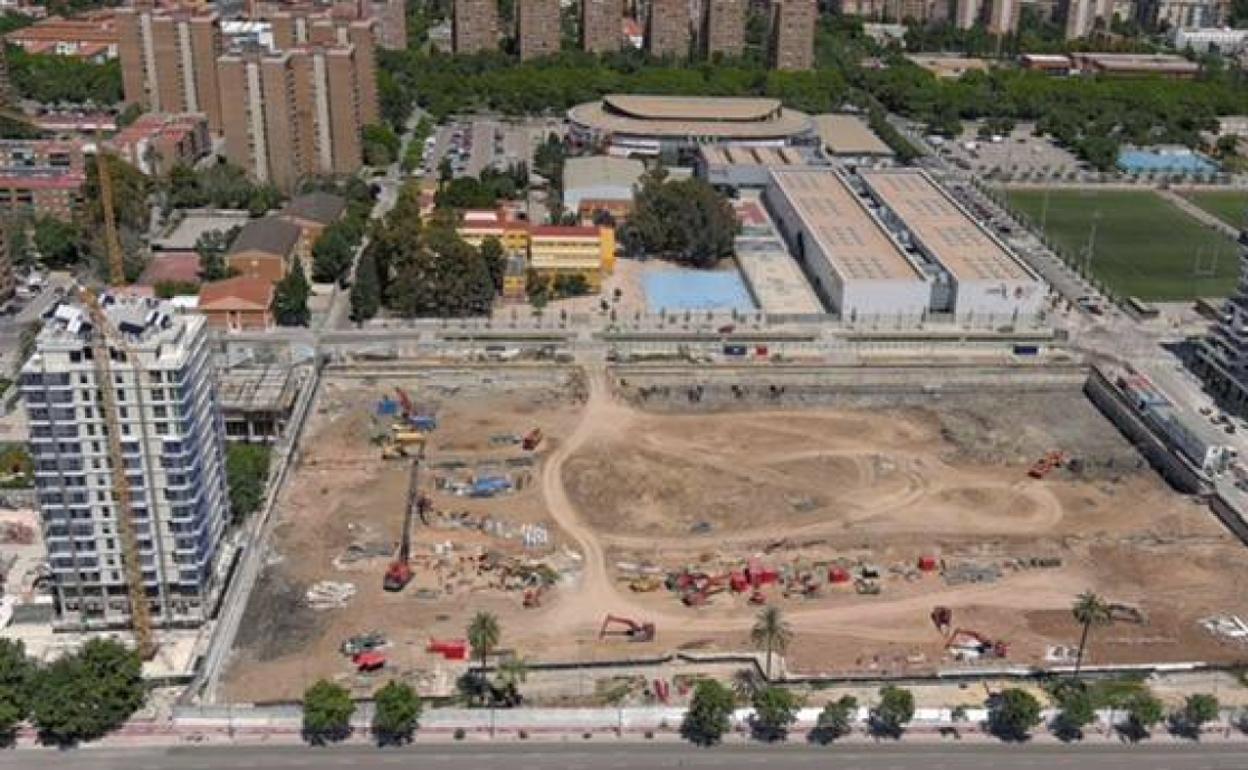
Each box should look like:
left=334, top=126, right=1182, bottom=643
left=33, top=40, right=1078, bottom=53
left=221, top=367, right=1248, bottom=704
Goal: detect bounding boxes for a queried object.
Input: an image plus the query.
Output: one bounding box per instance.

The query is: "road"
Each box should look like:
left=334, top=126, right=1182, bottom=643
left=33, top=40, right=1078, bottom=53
left=3, top=743, right=1245, bottom=770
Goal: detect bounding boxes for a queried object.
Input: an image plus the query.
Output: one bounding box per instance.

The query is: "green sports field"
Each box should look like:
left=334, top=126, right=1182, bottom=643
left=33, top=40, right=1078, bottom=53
left=1002, top=188, right=1239, bottom=301
left=1180, top=190, right=1248, bottom=230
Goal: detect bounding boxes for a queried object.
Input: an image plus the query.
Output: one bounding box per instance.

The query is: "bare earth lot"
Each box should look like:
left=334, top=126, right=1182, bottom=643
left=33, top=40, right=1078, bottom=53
left=222, top=367, right=1248, bottom=703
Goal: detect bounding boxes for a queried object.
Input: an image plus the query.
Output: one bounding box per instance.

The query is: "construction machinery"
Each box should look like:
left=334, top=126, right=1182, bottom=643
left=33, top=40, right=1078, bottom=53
left=522, top=586, right=545, bottom=608
left=522, top=428, right=543, bottom=451
left=353, top=651, right=386, bottom=672
left=598, top=614, right=656, bottom=642
left=931, top=606, right=953, bottom=635
left=1028, top=450, right=1068, bottom=479
left=382, top=459, right=423, bottom=591
left=945, top=628, right=1008, bottom=660
left=341, top=631, right=386, bottom=656
left=628, top=575, right=662, bottom=592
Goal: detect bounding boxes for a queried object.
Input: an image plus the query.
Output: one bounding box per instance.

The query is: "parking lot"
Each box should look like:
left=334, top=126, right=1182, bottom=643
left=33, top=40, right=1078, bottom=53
left=937, top=122, right=1082, bottom=178
left=420, top=118, right=563, bottom=180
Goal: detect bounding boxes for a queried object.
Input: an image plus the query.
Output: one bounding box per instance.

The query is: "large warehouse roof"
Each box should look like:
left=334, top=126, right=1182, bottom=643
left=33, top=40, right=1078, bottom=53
left=769, top=169, right=922, bottom=282
left=602, top=94, right=782, bottom=122
left=813, top=114, right=893, bottom=156
left=568, top=96, right=812, bottom=140
left=858, top=170, right=1035, bottom=283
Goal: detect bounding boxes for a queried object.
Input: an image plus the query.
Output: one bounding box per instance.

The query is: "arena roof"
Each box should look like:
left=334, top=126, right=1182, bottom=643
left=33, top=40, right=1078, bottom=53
left=569, top=96, right=812, bottom=140
left=858, top=169, right=1036, bottom=283
left=602, top=95, right=783, bottom=122
left=769, top=169, right=922, bottom=283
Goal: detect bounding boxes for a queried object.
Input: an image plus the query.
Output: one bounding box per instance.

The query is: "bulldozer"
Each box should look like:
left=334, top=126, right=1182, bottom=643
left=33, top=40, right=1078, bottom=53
left=628, top=575, right=662, bottom=592
left=598, top=614, right=656, bottom=643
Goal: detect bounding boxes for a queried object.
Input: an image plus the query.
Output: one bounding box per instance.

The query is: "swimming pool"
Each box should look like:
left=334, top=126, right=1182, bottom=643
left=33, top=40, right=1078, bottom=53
left=642, top=269, right=756, bottom=313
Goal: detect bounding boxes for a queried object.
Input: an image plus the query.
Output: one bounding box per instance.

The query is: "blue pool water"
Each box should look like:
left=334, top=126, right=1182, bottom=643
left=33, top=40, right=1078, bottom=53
left=642, top=270, right=756, bottom=313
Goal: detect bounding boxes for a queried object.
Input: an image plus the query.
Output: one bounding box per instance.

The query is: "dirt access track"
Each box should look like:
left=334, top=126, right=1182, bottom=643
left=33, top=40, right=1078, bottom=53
left=222, top=364, right=1248, bottom=703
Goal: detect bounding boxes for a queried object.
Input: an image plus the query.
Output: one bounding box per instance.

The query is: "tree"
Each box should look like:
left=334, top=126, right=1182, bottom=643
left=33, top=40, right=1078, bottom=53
left=730, top=667, right=763, bottom=703
left=154, top=280, right=200, bottom=299
left=7, top=48, right=122, bottom=104
left=302, top=679, right=355, bottom=745
left=350, top=248, right=382, bottom=323
left=1171, top=693, right=1219, bottom=740
left=14, top=321, right=41, bottom=376
left=680, top=679, right=735, bottom=746
left=479, top=236, right=506, bottom=293
left=4, top=218, right=31, bottom=271
left=810, top=695, right=857, bottom=745
left=1050, top=686, right=1095, bottom=742
left=226, top=443, right=271, bottom=524
left=870, top=686, right=915, bottom=739
left=272, top=260, right=311, bottom=327
left=493, top=655, right=528, bottom=707
left=362, top=123, right=402, bottom=167
left=372, top=680, right=422, bottom=746
left=33, top=217, right=81, bottom=268
left=1071, top=591, right=1112, bottom=678
left=467, top=612, right=501, bottom=679
left=312, top=224, right=355, bottom=283
left=0, top=640, right=33, bottom=746
left=988, top=688, right=1043, bottom=742
left=750, top=606, right=792, bottom=680
left=750, top=686, right=799, bottom=742
left=29, top=639, right=144, bottom=746
left=627, top=171, right=737, bottom=268
left=195, top=228, right=236, bottom=281
left=1119, top=690, right=1163, bottom=742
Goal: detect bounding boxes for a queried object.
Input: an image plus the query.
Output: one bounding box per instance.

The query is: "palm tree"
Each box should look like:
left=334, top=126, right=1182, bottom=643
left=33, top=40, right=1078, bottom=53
left=494, top=655, right=529, bottom=707
left=1071, top=591, right=1112, bottom=678
left=467, top=611, right=501, bottom=676
left=750, top=606, right=793, bottom=680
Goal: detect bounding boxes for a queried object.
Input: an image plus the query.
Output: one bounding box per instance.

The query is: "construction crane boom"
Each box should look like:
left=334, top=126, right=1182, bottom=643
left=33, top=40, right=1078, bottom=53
left=81, top=289, right=155, bottom=658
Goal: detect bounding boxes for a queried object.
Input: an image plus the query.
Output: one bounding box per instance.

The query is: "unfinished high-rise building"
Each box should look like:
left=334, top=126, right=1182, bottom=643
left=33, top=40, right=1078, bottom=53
left=703, top=0, right=745, bottom=59
left=769, top=0, right=815, bottom=71
left=115, top=7, right=224, bottom=133
left=646, top=0, right=691, bottom=57
left=518, top=0, right=561, bottom=60
left=582, top=0, right=623, bottom=53
left=454, top=0, right=499, bottom=53
left=22, top=298, right=229, bottom=631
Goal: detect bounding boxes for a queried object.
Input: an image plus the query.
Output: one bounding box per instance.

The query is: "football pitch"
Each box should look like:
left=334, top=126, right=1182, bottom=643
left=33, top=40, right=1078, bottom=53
left=1003, top=188, right=1239, bottom=301
left=1180, top=190, right=1248, bottom=230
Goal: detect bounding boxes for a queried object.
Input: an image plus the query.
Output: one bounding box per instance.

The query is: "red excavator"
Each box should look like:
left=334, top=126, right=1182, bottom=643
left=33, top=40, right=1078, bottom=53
left=598, top=614, right=656, bottom=642
left=383, top=460, right=424, bottom=591
left=931, top=606, right=953, bottom=635
left=522, top=428, right=543, bottom=451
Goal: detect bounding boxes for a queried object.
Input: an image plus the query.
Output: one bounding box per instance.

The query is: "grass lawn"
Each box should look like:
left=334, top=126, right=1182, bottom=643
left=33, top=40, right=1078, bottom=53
left=1180, top=190, right=1248, bottom=230
left=1002, top=188, right=1239, bottom=301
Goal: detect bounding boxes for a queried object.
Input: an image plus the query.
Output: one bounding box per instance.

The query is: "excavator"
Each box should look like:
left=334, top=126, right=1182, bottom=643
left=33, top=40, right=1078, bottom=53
left=383, top=459, right=429, bottom=591
left=598, top=614, right=656, bottom=643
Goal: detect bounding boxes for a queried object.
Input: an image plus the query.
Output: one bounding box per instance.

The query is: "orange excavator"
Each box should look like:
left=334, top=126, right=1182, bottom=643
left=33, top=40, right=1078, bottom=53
left=383, top=460, right=428, bottom=591
left=598, top=614, right=656, bottom=642
left=1028, top=450, right=1068, bottom=479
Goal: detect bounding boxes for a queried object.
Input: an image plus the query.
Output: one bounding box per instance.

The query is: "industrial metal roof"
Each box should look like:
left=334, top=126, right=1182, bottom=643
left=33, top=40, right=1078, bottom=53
left=812, top=114, right=893, bottom=157
left=769, top=169, right=923, bottom=282
left=858, top=169, right=1036, bottom=283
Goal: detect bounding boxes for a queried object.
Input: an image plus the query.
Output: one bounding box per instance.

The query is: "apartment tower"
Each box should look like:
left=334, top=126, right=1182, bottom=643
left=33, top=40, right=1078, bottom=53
left=116, top=7, right=224, bottom=132
left=270, top=13, right=380, bottom=126
left=582, top=0, right=623, bottom=52
left=987, top=0, right=1020, bottom=32
left=1064, top=0, right=1113, bottom=37
left=770, top=0, right=815, bottom=71
left=454, top=0, right=499, bottom=53
left=22, top=299, right=229, bottom=631
left=518, top=0, right=561, bottom=60
left=955, top=0, right=983, bottom=26
left=646, top=0, right=690, bottom=58
left=703, top=0, right=745, bottom=59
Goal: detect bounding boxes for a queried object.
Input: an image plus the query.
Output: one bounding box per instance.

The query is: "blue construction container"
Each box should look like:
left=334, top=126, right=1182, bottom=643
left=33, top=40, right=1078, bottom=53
left=376, top=397, right=399, bottom=416
left=410, top=414, right=438, bottom=431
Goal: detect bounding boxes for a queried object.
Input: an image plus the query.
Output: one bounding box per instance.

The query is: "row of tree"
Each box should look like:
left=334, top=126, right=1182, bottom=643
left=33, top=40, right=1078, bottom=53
left=0, top=638, right=144, bottom=747
left=620, top=169, right=738, bottom=268
left=6, top=46, right=122, bottom=105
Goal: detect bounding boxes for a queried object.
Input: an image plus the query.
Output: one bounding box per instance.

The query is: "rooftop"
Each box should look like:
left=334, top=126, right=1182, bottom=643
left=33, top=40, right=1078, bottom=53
left=1074, top=52, right=1200, bottom=73
left=281, top=191, right=347, bottom=225
left=906, top=55, right=993, bottom=78
left=698, top=145, right=813, bottom=167
left=218, top=364, right=299, bottom=413
left=112, top=112, right=205, bottom=147
left=858, top=169, right=1036, bottom=283
left=33, top=295, right=193, bottom=353
left=812, top=114, right=894, bottom=156
left=152, top=210, right=251, bottom=252
left=137, top=253, right=201, bottom=287
left=199, top=275, right=275, bottom=310
left=562, top=155, right=645, bottom=191
left=768, top=169, right=923, bottom=282
left=569, top=97, right=811, bottom=140
left=228, top=216, right=301, bottom=258
left=733, top=196, right=823, bottom=315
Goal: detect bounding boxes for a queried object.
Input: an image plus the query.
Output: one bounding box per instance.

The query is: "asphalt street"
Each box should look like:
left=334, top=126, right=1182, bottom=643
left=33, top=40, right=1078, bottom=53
left=3, top=743, right=1246, bottom=770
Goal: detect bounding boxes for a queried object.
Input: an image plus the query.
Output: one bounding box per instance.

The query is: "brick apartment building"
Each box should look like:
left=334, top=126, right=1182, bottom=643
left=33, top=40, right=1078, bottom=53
left=453, top=0, right=498, bottom=53
left=109, top=113, right=210, bottom=176
left=517, top=0, right=560, bottom=60
left=703, top=0, right=745, bottom=59
left=115, top=7, right=225, bottom=133
left=582, top=0, right=623, bottom=53
left=0, top=139, right=85, bottom=221
left=646, top=0, right=690, bottom=58
left=770, top=0, right=815, bottom=71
